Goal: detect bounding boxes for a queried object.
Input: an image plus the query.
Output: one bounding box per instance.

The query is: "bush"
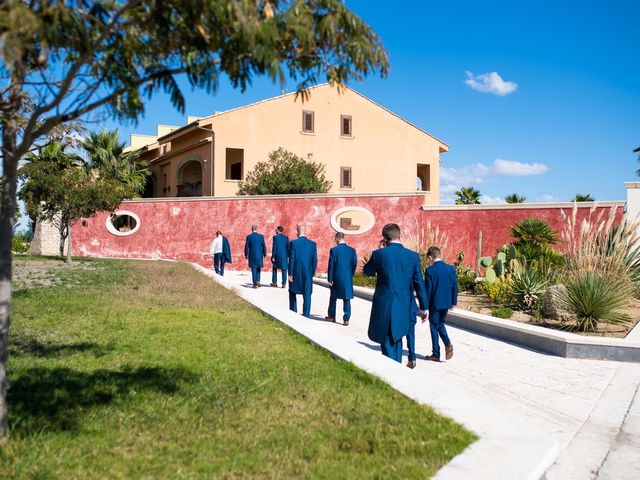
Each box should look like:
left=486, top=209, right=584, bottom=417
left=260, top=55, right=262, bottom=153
left=12, top=234, right=30, bottom=253
left=352, top=272, right=377, bottom=289
left=561, top=271, right=631, bottom=332
left=510, top=267, right=548, bottom=311
left=480, top=277, right=512, bottom=305
left=457, top=274, right=476, bottom=292
left=491, top=307, right=513, bottom=319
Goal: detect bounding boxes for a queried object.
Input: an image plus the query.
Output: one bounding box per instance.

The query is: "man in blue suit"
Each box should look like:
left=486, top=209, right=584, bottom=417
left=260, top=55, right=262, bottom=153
left=325, top=232, right=358, bottom=326
left=270, top=226, right=289, bottom=288
left=363, top=224, right=428, bottom=363
left=422, top=246, right=457, bottom=362
left=288, top=225, right=317, bottom=318
left=244, top=225, right=267, bottom=288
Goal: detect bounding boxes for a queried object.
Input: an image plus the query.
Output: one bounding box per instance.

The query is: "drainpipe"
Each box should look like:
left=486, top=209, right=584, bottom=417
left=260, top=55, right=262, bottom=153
left=195, top=123, right=215, bottom=196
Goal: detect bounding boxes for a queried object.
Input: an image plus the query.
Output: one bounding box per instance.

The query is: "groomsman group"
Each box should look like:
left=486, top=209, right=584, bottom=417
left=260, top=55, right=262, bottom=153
left=239, top=222, right=457, bottom=367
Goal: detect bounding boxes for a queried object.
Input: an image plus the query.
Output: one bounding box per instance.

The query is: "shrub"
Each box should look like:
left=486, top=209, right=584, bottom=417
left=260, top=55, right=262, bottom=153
left=491, top=307, right=513, bottom=319
left=510, top=218, right=563, bottom=269
left=11, top=234, right=30, bottom=254
left=510, top=267, right=548, bottom=311
left=457, top=274, right=476, bottom=292
left=481, top=277, right=512, bottom=305
left=560, top=271, right=631, bottom=332
left=352, top=272, right=376, bottom=289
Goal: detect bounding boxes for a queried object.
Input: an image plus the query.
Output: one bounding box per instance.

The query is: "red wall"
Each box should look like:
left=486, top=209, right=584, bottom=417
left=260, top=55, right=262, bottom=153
left=72, top=195, right=426, bottom=272
left=73, top=196, right=624, bottom=272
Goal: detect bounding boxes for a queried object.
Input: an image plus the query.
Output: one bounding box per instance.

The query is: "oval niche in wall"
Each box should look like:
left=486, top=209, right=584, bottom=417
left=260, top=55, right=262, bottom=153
left=330, top=206, right=375, bottom=235
left=106, top=210, right=141, bottom=237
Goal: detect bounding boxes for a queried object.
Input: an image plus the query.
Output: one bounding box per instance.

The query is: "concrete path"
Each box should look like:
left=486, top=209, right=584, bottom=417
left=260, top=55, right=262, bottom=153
left=197, top=267, right=640, bottom=480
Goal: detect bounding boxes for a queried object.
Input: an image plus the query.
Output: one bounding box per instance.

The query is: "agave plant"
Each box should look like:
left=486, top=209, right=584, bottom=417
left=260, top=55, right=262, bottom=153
left=510, top=267, right=549, bottom=311
left=560, top=271, right=631, bottom=332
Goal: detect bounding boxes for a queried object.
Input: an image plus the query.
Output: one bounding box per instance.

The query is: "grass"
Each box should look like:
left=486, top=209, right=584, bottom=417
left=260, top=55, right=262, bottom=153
left=2, top=258, right=476, bottom=479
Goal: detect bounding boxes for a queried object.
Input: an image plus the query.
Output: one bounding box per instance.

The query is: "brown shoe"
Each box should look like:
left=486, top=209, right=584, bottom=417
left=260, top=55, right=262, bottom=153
left=281, top=285, right=286, bottom=288
left=325, top=316, right=336, bottom=322
left=343, top=321, right=349, bottom=326
left=252, top=285, right=258, bottom=289
left=270, top=283, right=277, bottom=287
left=445, top=344, right=454, bottom=360
left=425, top=355, right=441, bottom=362
left=407, top=360, right=416, bottom=369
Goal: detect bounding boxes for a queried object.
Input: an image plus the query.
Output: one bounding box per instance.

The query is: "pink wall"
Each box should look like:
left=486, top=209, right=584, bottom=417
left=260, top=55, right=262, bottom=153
left=73, top=195, right=625, bottom=272
left=73, top=195, right=426, bottom=272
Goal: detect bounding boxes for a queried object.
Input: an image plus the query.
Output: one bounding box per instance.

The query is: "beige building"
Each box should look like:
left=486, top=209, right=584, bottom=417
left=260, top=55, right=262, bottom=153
left=130, top=83, right=448, bottom=204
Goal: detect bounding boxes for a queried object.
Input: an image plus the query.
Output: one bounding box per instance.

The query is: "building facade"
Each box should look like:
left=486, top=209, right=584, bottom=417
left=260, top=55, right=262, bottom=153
left=129, top=84, right=448, bottom=204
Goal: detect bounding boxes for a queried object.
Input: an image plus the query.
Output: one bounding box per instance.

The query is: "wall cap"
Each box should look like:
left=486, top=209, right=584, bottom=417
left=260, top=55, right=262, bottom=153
left=421, top=201, right=625, bottom=211
left=123, top=192, right=428, bottom=203
left=625, top=182, right=640, bottom=189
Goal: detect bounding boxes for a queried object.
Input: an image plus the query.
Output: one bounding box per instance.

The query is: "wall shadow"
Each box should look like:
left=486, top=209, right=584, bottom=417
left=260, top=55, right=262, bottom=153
left=9, top=366, right=196, bottom=435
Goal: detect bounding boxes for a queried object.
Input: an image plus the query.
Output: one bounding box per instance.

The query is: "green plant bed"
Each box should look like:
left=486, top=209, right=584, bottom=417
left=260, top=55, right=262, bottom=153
left=4, top=258, right=475, bottom=478
left=490, top=307, right=514, bottom=319
left=352, top=272, right=377, bottom=288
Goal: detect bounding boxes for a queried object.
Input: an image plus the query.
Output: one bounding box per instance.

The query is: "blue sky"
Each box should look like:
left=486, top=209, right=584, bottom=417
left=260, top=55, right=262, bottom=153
left=102, top=0, right=640, bottom=204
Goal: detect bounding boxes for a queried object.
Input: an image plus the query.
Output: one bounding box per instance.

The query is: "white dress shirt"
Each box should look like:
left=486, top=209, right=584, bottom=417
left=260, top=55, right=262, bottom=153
left=210, top=235, right=223, bottom=255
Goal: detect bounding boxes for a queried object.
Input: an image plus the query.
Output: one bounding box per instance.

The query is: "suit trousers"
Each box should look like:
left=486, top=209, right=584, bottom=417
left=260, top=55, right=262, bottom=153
left=250, top=267, right=261, bottom=286
left=289, top=292, right=311, bottom=318
left=213, top=253, right=224, bottom=276
left=327, top=289, right=351, bottom=321
left=429, top=309, right=451, bottom=358
left=406, top=319, right=416, bottom=361
left=272, top=266, right=287, bottom=286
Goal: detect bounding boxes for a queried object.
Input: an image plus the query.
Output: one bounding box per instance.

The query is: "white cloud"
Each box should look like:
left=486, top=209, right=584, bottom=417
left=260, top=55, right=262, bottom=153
left=465, top=71, right=517, bottom=96
left=493, top=158, right=549, bottom=176
left=480, top=195, right=507, bottom=204
left=535, top=194, right=557, bottom=202
left=439, top=158, right=549, bottom=204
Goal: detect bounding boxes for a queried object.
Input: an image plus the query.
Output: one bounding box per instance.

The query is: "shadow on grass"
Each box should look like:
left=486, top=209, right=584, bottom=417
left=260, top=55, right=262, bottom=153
left=9, top=337, right=111, bottom=358
left=9, top=366, right=196, bottom=434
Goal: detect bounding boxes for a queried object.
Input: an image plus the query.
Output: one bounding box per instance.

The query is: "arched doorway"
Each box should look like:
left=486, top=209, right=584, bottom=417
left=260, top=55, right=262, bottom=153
left=176, top=159, right=203, bottom=197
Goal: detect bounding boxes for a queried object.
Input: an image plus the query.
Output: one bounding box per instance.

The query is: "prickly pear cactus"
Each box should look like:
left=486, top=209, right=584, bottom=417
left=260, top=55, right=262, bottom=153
left=505, top=244, right=516, bottom=261
left=496, top=251, right=507, bottom=264
left=494, top=258, right=504, bottom=277
left=480, top=257, right=492, bottom=268
left=485, top=266, right=497, bottom=283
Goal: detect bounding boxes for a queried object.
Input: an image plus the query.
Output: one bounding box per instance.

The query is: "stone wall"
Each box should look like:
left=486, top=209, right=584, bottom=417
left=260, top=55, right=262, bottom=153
left=28, top=217, right=68, bottom=256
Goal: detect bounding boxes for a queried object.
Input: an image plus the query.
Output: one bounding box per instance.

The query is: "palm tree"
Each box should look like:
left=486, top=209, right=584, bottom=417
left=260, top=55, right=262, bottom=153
left=572, top=193, right=594, bottom=202
left=82, top=129, right=149, bottom=194
left=510, top=218, right=558, bottom=246
left=505, top=193, right=526, bottom=204
left=454, top=186, right=481, bottom=205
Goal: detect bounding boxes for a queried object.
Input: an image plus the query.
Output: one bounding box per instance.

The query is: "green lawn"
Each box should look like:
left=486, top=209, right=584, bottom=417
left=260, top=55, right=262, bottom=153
left=2, top=258, right=476, bottom=479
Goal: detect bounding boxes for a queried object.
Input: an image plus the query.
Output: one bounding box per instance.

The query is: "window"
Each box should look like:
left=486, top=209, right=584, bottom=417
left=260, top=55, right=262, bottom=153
left=417, top=164, right=431, bottom=192
left=302, top=110, right=314, bottom=133
left=340, top=115, right=352, bottom=137
left=340, top=166, right=352, bottom=189
left=226, top=148, right=244, bottom=180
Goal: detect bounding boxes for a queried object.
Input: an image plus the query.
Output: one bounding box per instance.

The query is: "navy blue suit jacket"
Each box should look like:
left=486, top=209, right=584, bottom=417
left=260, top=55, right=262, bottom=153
left=244, top=232, right=267, bottom=269
left=288, top=236, right=318, bottom=295
left=271, top=233, right=289, bottom=269
left=222, top=236, right=232, bottom=263
left=363, top=243, right=428, bottom=344
left=328, top=243, right=357, bottom=300
left=425, top=260, right=458, bottom=311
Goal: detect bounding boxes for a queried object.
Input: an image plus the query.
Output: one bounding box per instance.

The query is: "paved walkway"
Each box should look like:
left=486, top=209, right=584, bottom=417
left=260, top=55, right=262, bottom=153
left=197, top=267, right=640, bottom=480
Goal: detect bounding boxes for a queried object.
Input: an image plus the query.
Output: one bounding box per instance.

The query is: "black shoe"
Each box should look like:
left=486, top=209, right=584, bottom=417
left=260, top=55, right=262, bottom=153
left=407, top=360, right=416, bottom=369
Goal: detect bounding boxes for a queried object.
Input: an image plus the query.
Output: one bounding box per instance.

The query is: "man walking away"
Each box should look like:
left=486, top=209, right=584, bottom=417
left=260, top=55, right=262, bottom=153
left=423, top=246, right=457, bottom=362
left=288, top=225, right=318, bottom=318
left=211, top=230, right=232, bottom=276
left=244, top=225, right=267, bottom=288
left=325, top=232, right=357, bottom=326
left=363, top=224, right=428, bottom=363
left=271, top=226, right=289, bottom=288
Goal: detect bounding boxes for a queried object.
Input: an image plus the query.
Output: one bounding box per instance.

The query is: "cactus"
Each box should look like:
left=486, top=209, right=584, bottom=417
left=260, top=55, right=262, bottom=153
left=485, top=266, right=497, bottom=283
left=480, top=256, right=492, bottom=268
left=494, top=258, right=504, bottom=277
left=496, top=251, right=507, bottom=264
left=477, top=231, right=483, bottom=270
left=505, top=244, right=516, bottom=261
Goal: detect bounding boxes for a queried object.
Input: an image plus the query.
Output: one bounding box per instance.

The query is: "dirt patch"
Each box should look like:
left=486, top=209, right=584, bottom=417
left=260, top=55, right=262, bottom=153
left=457, top=292, right=640, bottom=338
left=12, top=257, right=99, bottom=291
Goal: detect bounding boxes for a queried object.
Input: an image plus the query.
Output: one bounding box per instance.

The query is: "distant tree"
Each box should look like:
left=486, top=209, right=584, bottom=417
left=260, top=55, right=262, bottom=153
left=0, top=0, right=389, bottom=436
left=505, top=193, right=526, bottom=204
left=454, top=187, right=481, bottom=205
left=82, top=129, right=149, bottom=193
left=19, top=141, right=147, bottom=261
left=572, top=194, right=594, bottom=202
left=237, top=148, right=332, bottom=195
left=634, top=146, right=640, bottom=176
